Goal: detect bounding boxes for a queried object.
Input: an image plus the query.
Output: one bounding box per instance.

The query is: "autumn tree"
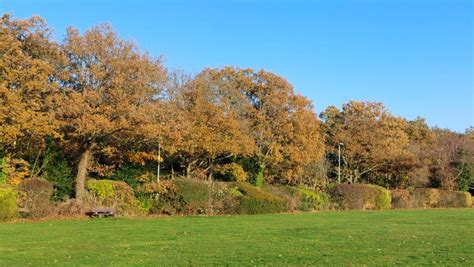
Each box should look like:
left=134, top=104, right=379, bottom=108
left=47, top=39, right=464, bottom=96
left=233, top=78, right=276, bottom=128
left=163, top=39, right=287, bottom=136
left=204, top=67, right=325, bottom=185
left=428, top=128, right=474, bottom=191
left=320, top=101, right=413, bottom=187
left=403, top=117, right=436, bottom=187
left=56, top=24, right=166, bottom=200
left=0, top=15, right=63, bottom=184
left=173, top=68, right=254, bottom=180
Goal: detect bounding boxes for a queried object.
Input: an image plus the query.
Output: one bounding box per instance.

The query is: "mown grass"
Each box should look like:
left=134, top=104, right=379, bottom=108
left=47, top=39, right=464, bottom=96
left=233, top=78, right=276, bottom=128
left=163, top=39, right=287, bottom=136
left=0, top=209, right=473, bottom=266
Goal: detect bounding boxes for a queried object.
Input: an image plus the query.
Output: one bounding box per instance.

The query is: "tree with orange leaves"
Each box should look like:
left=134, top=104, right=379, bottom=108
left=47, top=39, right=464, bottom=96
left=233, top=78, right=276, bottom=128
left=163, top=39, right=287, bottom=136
left=56, top=24, right=166, bottom=200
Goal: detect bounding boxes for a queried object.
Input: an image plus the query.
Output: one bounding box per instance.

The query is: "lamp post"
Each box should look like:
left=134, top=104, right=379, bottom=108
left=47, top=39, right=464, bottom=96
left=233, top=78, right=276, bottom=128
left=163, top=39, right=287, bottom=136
left=157, top=142, right=161, bottom=182
left=338, top=142, right=344, bottom=184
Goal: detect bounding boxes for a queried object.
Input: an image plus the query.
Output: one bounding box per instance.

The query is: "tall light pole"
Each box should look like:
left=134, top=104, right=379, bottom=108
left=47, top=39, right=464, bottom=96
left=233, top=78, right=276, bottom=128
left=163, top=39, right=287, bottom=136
left=157, top=142, right=161, bottom=182
left=338, top=142, right=344, bottom=184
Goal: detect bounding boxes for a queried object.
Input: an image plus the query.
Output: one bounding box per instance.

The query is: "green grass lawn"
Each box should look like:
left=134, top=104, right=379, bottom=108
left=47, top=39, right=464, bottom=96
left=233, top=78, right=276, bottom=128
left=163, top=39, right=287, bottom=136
left=0, top=209, right=473, bottom=266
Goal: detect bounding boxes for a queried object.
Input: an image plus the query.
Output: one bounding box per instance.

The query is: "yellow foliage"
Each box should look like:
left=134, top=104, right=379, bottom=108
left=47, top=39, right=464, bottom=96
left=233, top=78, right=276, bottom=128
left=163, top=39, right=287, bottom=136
left=0, top=157, right=30, bottom=186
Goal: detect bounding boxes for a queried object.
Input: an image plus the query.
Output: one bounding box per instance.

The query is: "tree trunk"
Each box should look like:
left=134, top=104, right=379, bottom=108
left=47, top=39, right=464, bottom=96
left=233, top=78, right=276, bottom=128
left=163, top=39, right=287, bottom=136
left=186, top=163, right=192, bottom=179
left=75, top=145, right=93, bottom=201
left=208, top=157, right=213, bottom=183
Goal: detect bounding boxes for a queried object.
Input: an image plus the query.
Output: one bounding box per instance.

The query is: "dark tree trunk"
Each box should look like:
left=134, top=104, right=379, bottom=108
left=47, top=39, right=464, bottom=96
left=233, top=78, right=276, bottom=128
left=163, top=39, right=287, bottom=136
left=75, top=144, right=93, bottom=201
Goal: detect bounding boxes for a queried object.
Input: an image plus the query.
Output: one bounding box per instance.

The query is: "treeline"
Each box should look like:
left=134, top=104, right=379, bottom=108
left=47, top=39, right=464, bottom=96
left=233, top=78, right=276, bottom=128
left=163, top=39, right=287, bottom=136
left=1, top=15, right=473, bottom=204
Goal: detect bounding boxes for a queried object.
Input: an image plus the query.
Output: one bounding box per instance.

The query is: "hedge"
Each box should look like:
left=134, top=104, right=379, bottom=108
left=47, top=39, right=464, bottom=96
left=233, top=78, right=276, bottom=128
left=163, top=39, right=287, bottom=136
left=137, top=178, right=212, bottom=215
left=331, top=184, right=391, bottom=210
left=236, top=182, right=287, bottom=214
left=392, top=188, right=472, bottom=209
left=0, top=186, right=17, bottom=221
left=391, top=189, right=414, bottom=209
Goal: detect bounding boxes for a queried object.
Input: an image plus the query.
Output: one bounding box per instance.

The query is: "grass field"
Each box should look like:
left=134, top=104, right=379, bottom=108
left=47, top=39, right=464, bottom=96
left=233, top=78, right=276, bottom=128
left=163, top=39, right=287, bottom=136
left=0, top=209, right=473, bottom=266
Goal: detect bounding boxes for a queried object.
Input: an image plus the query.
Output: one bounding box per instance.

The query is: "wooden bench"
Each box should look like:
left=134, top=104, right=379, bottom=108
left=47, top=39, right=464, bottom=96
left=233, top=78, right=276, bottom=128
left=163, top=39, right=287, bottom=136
left=86, top=207, right=116, bottom=218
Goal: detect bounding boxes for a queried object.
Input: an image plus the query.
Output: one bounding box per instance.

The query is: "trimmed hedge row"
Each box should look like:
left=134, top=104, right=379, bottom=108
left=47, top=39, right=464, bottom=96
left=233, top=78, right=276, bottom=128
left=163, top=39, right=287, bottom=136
left=330, top=184, right=391, bottom=210
left=2, top=178, right=473, bottom=221
left=391, top=188, right=472, bottom=209
left=236, top=182, right=287, bottom=214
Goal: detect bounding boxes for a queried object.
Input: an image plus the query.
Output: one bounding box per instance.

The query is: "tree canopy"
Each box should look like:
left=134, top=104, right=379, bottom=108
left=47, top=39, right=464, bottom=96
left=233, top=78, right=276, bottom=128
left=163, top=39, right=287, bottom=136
left=1, top=15, right=472, bottom=199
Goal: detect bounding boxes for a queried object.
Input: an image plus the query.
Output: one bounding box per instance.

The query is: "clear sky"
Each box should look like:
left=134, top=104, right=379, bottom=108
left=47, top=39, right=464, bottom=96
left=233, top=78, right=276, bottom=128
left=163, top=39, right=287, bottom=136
left=2, top=0, right=473, bottom=132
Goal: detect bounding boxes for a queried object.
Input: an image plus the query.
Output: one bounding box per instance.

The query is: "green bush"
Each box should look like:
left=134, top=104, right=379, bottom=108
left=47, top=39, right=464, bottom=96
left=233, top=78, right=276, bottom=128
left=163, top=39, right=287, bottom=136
left=298, top=187, right=330, bottom=211
left=0, top=156, right=7, bottom=185
left=236, top=182, right=287, bottom=214
left=174, top=178, right=211, bottom=214
left=87, top=179, right=140, bottom=216
left=0, top=186, right=17, bottom=221
left=109, top=164, right=155, bottom=191
left=42, top=151, right=74, bottom=201
left=18, top=178, right=54, bottom=218
left=331, top=184, right=391, bottom=210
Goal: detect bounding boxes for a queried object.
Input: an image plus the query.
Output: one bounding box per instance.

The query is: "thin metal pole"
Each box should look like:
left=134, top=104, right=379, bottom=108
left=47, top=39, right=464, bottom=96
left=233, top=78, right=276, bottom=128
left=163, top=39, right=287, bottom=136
left=338, top=144, right=341, bottom=184
left=157, top=142, right=161, bottom=182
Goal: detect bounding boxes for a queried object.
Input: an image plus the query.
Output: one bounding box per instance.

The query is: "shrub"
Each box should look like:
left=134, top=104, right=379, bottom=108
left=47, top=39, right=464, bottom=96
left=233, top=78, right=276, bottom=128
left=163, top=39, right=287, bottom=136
left=263, top=185, right=300, bottom=211
left=55, top=199, right=86, bottom=217
left=412, top=188, right=472, bottom=208
left=298, top=187, right=330, bottom=211
left=331, top=184, right=391, bottom=210
left=0, top=186, right=17, bottom=221
left=392, top=188, right=472, bottom=209
left=42, top=155, right=74, bottom=201
left=438, top=191, right=472, bottom=208
left=236, top=182, right=287, bottom=214
left=210, top=182, right=240, bottom=215
left=87, top=179, right=140, bottom=216
left=174, top=178, right=211, bottom=214
left=138, top=180, right=183, bottom=215
left=138, top=179, right=213, bottom=215
left=391, top=189, right=415, bottom=209
left=18, top=178, right=54, bottom=218
left=109, top=164, right=154, bottom=190
left=412, top=188, right=440, bottom=208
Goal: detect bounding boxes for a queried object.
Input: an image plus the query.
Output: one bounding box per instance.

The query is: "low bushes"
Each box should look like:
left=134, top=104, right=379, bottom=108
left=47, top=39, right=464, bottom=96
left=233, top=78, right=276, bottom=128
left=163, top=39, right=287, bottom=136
left=235, top=182, right=287, bottom=214
left=263, top=185, right=300, bottom=211
left=174, top=179, right=212, bottom=214
left=0, top=186, right=17, bottom=221
left=139, top=180, right=287, bottom=215
left=18, top=178, right=54, bottom=218
left=391, top=189, right=414, bottom=209
left=263, top=185, right=330, bottom=212
left=330, top=184, right=391, bottom=210
left=392, top=188, right=472, bottom=209
left=138, top=179, right=208, bottom=215
left=209, top=182, right=240, bottom=214
left=298, top=187, right=330, bottom=211
left=86, top=179, right=140, bottom=216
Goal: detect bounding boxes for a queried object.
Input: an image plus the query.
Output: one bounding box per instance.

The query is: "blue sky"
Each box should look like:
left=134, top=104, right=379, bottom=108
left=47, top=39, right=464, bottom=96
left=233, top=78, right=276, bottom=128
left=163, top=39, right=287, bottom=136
left=1, top=0, right=472, bottom=131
